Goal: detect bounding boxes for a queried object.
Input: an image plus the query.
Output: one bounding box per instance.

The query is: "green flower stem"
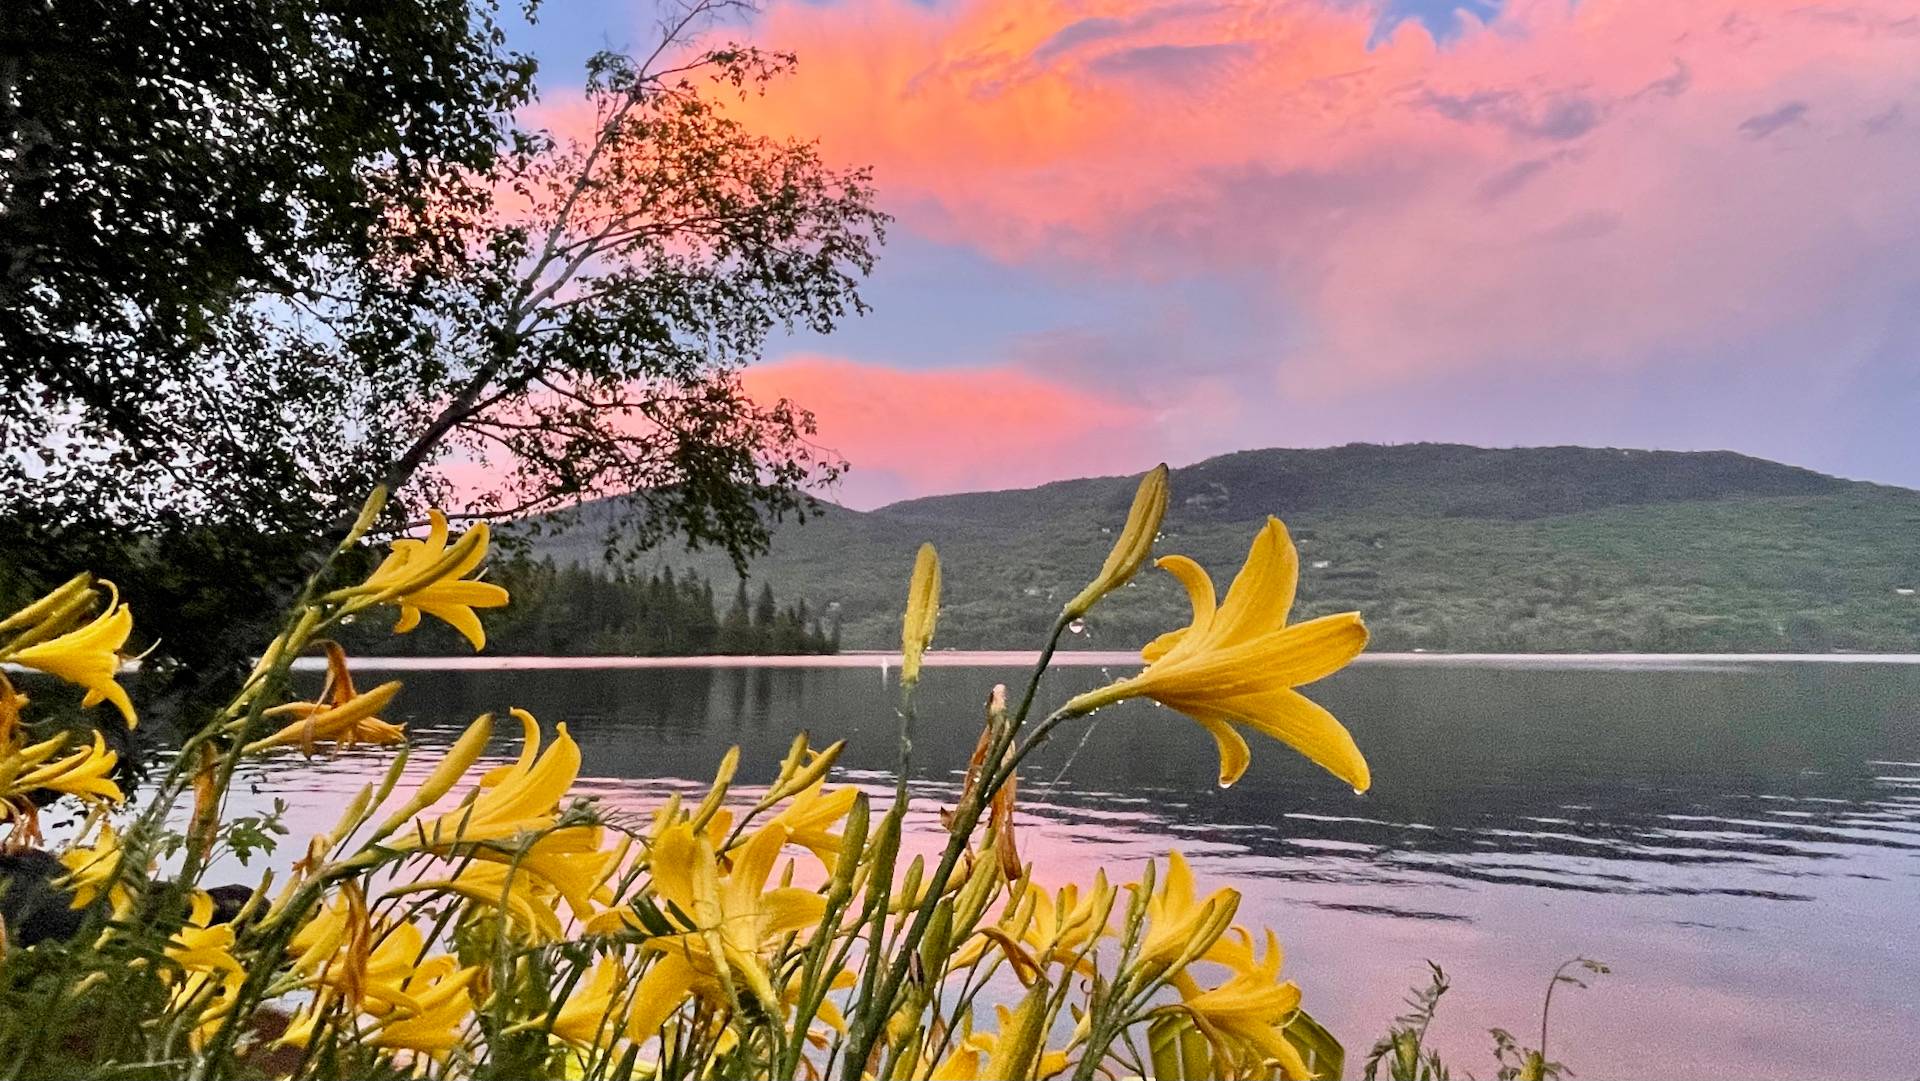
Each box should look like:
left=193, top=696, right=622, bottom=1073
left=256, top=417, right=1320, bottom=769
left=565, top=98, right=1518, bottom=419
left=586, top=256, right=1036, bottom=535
left=838, top=612, right=1075, bottom=1081
left=778, top=797, right=870, bottom=1078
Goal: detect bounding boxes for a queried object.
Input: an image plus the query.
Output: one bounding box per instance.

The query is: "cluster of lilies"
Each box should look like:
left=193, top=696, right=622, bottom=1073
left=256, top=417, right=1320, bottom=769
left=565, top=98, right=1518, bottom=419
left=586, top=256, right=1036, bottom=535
left=0, top=466, right=1371, bottom=1079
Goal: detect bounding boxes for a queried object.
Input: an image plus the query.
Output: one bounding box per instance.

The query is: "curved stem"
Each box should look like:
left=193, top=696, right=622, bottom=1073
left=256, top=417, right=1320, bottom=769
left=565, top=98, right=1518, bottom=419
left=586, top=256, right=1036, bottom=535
left=1011, top=613, right=1073, bottom=724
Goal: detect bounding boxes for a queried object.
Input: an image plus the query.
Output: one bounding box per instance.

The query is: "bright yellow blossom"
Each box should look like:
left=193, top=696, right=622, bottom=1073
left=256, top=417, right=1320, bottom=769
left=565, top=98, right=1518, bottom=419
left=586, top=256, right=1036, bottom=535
left=355, top=510, right=508, bottom=650
left=397, top=710, right=609, bottom=920
left=1170, top=930, right=1314, bottom=1080
left=552, top=955, right=629, bottom=1049
left=386, top=859, right=566, bottom=941
left=249, top=643, right=404, bottom=754
left=165, top=891, right=247, bottom=1048
left=956, top=873, right=1115, bottom=979
left=1, top=730, right=124, bottom=831
left=1137, top=852, right=1240, bottom=972
left=607, top=820, right=826, bottom=1041
left=1063, top=518, right=1371, bottom=791
left=4, top=582, right=136, bottom=727
left=284, top=891, right=483, bottom=1060
left=767, top=773, right=860, bottom=868
left=58, top=817, right=126, bottom=910
left=283, top=948, right=481, bottom=1060
left=363, top=959, right=481, bottom=1058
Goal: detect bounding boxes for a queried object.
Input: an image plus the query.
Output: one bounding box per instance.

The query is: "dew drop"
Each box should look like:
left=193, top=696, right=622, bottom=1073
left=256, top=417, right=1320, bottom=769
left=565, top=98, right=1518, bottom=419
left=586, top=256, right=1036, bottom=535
left=1352, top=787, right=1368, bottom=798
left=1067, top=619, right=1087, bottom=635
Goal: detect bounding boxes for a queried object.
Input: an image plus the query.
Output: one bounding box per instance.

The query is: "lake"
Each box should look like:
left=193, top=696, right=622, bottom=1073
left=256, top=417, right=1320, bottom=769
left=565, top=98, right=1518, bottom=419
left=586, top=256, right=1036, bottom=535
left=239, top=654, right=1920, bottom=1080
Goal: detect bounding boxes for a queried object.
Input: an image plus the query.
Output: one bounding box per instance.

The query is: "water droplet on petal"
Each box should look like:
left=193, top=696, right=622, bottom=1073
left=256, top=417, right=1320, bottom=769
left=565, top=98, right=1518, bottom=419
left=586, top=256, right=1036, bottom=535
left=1352, top=787, right=1368, bottom=797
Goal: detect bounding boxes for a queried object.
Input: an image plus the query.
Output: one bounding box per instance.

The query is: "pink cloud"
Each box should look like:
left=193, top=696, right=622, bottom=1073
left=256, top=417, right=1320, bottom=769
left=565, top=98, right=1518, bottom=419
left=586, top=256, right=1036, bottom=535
left=740, top=355, right=1167, bottom=507
left=716, top=0, right=1920, bottom=391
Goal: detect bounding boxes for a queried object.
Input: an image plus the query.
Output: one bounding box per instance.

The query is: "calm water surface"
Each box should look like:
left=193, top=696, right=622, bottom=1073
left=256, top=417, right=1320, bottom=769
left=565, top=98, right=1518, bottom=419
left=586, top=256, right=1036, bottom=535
left=236, top=656, right=1920, bottom=1080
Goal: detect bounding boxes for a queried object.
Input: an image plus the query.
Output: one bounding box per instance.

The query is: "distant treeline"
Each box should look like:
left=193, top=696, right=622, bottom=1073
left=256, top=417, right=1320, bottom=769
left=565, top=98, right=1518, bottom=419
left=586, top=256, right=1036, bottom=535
left=349, top=559, right=838, bottom=656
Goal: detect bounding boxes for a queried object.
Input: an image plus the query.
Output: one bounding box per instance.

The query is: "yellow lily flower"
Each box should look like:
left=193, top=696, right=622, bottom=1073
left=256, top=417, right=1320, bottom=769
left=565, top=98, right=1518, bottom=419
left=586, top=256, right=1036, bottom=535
left=2, top=730, right=124, bottom=831
left=165, top=891, right=247, bottom=1048
left=1137, top=852, right=1240, bottom=972
left=249, top=643, right=404, bottom=754
left=407, top=709, right=575, bottom=847
left=1170, top=930, right=1314, bottom=1080
left=58, top=817, right=126, bottom=910
left=0, top=674, right=27, bottom=744
left=397, top=710, right=608, bottom=920
left=290, top=898, right=446, bottom=1018
left=1063, top=518, right=1371, bottom=791
left=611, top=820, right=827, bottom=1042
left=364, top=959, right=481, bottom=1058
left=355, top=510, right=509, bottom=650
left=955, top=873, right=1115, bottom=979
left=282, top=948, right=481, bottom=1060
left=284, top=889, right=482, bottom=1061
left=768, top=775, right=860, bottom=868
left=552, top=955, right=629, bottom=1049
left=4, top=583, right=136, bottom=727
left=385, top=859, right=567, bottom=941
left=1022, top=873, right=1114, bottom=970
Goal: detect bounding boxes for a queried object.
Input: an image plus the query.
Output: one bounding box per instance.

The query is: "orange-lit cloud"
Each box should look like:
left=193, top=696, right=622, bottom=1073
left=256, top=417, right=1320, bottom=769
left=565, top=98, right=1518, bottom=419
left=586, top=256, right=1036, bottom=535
left=718, top=0, right=1920, bottom=391
left=740, top=355, right=1166, bottom=507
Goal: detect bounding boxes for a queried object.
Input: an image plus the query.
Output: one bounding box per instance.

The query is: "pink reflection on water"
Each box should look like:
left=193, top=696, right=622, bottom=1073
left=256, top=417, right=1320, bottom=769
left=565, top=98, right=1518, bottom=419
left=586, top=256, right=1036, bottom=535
left=201, top=700, right=1920, bottom=1081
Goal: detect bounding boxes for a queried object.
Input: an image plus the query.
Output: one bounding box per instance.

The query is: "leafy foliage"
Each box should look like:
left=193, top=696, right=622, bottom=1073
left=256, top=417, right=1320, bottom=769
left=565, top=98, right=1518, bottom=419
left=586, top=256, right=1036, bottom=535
left=1364, top=963, right=1454, bottom=1081
left=0, top=0, right=535, bottom=713
left=1, top=0, right=534, bottom=529
left=1366, top=958, right=1609, bottom=1081
left=1, top=0, right=885, bottom=714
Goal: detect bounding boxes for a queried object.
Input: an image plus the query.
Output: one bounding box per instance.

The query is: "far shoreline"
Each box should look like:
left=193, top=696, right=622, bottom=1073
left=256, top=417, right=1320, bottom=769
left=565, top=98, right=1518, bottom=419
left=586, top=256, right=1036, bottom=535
left=289, top=650, right=1920, bottom=671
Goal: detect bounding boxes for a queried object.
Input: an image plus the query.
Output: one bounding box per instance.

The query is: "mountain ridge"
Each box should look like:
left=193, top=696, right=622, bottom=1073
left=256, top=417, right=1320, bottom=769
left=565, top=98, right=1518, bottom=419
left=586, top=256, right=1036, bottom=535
left=521, top=443, right=1920, bottom=653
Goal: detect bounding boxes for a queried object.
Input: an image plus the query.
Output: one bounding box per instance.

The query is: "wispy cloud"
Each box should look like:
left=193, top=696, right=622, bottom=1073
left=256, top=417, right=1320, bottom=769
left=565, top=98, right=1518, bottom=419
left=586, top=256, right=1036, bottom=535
left=740, top=356, right=1167, bottom=508
left=1737, top=100, right=1809, bottom=139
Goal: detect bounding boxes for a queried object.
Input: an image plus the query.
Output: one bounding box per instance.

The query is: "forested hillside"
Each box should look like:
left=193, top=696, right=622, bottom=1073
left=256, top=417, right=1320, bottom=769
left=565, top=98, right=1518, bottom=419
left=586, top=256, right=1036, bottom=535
left=345, top=561, right=836, bottom=656
left=520, top=444, right=1920, bottom=653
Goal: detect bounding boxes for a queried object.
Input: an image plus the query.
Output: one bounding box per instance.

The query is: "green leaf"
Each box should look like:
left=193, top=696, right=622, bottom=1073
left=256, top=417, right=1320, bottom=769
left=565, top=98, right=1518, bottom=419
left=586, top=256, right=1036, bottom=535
left=1287, top=1007, right=1347, bottom=1080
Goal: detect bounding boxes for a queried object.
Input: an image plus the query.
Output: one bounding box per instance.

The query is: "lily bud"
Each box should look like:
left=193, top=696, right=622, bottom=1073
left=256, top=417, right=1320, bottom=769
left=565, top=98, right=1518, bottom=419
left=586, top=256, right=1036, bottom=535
left=899, top=543, right=941, bottom=688
left=691, top=746, right=742, bottom=831
left=1064, top=464, right=1169, bottom=620
left=831, top=793, right=870, bottom=898
left=371, top=712, right=493, bottom=840
left=0, top=572, right=93, bottom=637
left=982, top=976, right=1054, bottom=1081
left=339, top=487, right=389, bottom=552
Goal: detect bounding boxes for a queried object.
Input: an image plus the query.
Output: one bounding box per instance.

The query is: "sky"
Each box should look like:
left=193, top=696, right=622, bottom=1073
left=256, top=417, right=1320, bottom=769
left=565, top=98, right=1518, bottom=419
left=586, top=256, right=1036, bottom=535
left=508, top=0, right=1920, bottom=508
